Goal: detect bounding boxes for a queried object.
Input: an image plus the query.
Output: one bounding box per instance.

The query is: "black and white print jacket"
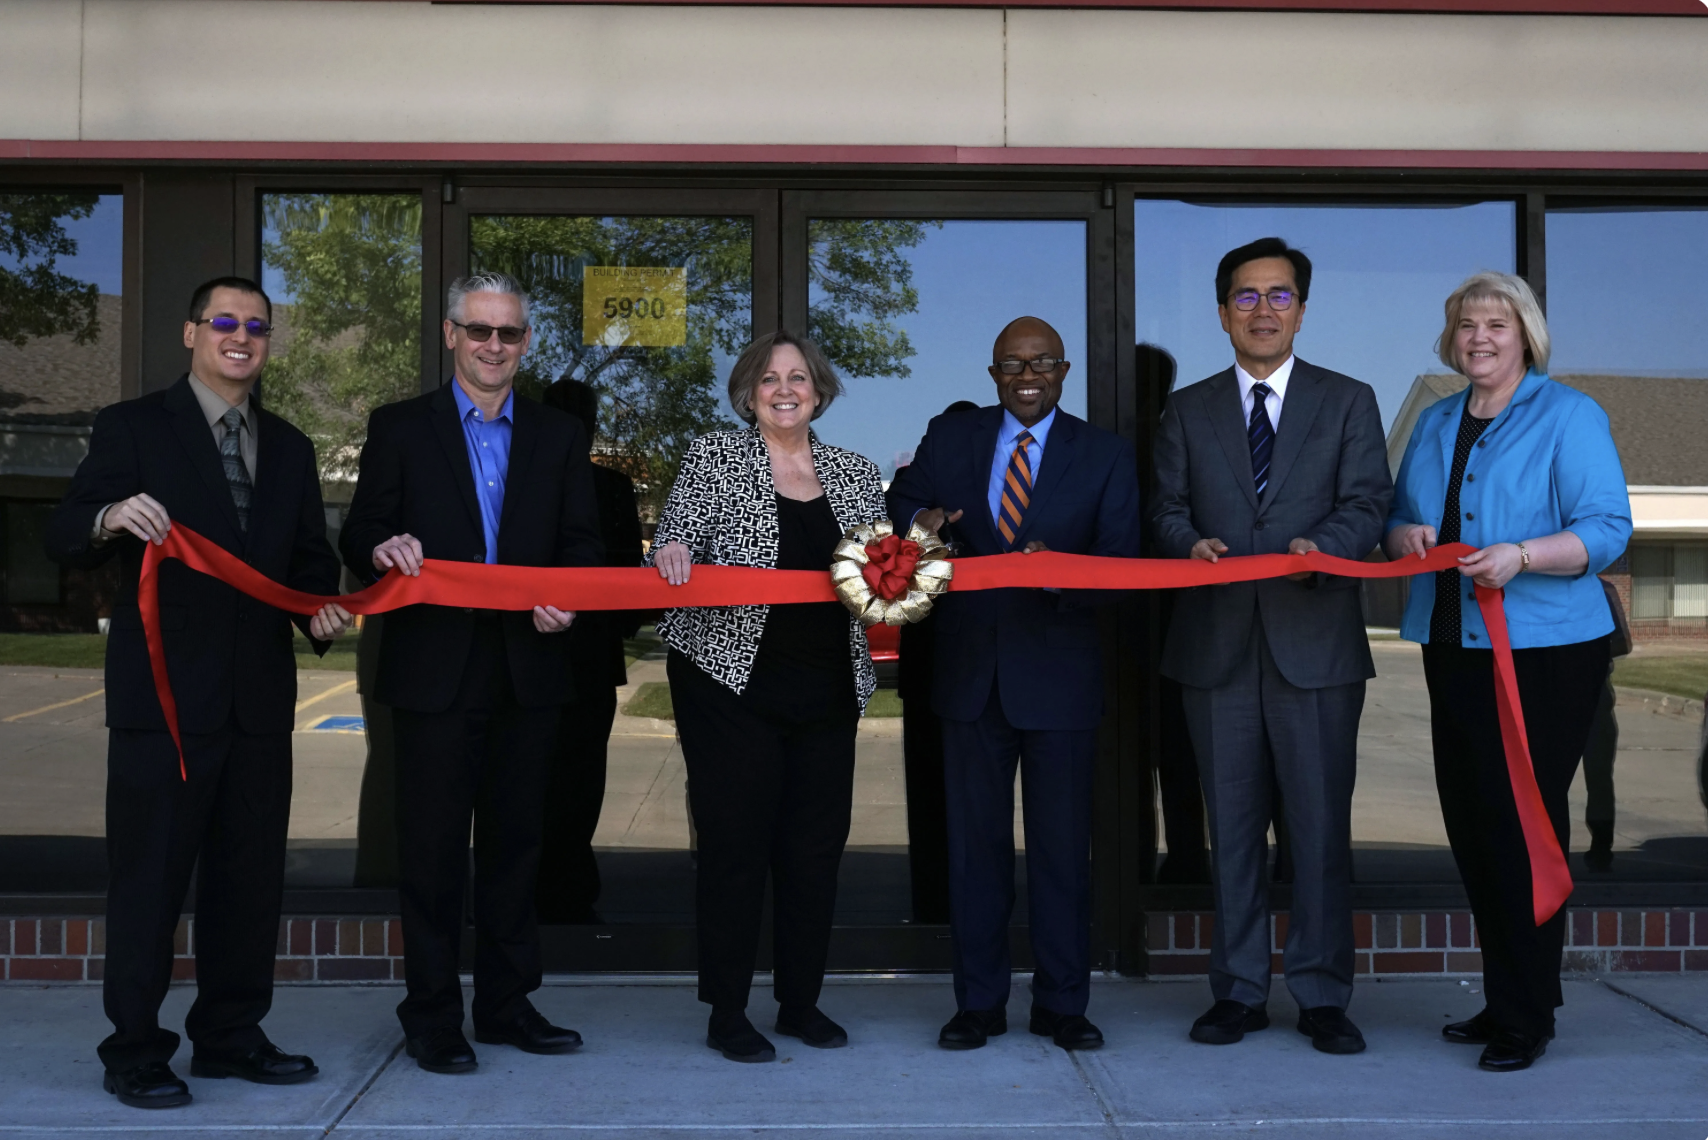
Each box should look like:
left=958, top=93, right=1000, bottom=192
left=647, top=427, right=888, bottom=710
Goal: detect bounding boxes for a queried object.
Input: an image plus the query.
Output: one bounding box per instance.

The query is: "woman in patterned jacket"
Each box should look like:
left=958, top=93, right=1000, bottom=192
left=649, top=330, right=886, bottom=1063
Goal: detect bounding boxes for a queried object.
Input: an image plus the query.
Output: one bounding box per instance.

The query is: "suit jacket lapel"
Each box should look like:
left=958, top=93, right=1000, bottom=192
left=1013, top=411, right=1079, bottom=548
left=245, top=408, right=291, bottom=553
left=164, top=376, right=245, bottom=544
left=1204, top=369, right=1260, bottom=512
left=496, top=394, right=539, bottom=557
left=429, top=383, right=485, bottom=545
left=973, top=406, right=1003, bottom=547
left=1259, top=359, right=1326, bottom=508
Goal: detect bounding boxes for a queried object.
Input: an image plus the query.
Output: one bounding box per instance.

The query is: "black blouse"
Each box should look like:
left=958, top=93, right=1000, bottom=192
left=744, top=493, right=855, bottom=714
left=1429, top=405, right=1496, bottom=645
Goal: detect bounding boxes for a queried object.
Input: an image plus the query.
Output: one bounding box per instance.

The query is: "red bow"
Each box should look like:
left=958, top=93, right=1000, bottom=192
left=861, top=534, right=922, bottom=601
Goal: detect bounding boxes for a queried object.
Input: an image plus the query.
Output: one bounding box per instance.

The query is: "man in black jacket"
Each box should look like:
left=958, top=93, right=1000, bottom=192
left=340, top=272, right=603, bottom=1074
left=535, top=377, right=644, bottom=925
left=47, top=276, right=350, bottom=1109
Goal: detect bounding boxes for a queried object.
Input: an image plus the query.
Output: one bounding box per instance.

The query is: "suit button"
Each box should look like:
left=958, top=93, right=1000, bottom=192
left=1468, top=631, right=1479, bottom=640
left=1468, top=592, right=1476, bottom=602
left=1465, top=512, right=1474, bottom=521
left=1466, top=473, right=1475, bottom=482
left=1254, top=521, right=1267, bottom=531
left=463, top=607, right=474, bottom=613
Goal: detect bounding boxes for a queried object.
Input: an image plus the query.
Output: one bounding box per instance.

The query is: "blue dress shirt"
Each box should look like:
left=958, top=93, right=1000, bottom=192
left=452, top=381, right=513, bottom=565
left=1387, top=370, right=1631, bottom=649
left=987, top=407, right=1057, bottom=527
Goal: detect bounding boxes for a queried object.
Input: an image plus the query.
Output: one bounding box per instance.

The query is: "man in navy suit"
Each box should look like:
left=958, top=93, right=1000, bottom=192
left=888, top=316, right=1142, bottom=1051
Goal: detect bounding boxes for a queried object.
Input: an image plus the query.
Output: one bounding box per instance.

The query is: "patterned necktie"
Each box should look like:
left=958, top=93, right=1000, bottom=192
left=996, top=429, right=1035, bottom=549
left=1248, top=382, right=1275, bottom=499
left=220, top=407, right=253, bottom=532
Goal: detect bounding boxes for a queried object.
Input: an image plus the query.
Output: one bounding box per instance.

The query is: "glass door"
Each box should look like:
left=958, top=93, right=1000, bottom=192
left=781, top=190, right=1132, bottom=970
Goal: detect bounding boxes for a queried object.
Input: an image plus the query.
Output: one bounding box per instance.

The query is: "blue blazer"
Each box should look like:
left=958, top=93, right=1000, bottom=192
left=1387, top=369, right=1631, bottom=649
left=887, top=405, right=1142, bottom=731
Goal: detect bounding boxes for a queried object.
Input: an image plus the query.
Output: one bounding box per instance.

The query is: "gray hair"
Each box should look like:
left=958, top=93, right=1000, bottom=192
left=1436, top=271, right=1551, bottom=374
left=447, top=272, right=531, bottom=325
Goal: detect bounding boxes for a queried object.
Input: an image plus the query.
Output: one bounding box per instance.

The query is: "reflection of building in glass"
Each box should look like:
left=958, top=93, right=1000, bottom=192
left=0, top=196, right=123, bottom=631
left=1388, top=372, right=1708, bottom=643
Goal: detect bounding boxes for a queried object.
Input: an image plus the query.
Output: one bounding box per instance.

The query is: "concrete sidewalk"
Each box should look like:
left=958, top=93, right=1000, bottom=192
left=2, top=975, right=1706, bottom=1138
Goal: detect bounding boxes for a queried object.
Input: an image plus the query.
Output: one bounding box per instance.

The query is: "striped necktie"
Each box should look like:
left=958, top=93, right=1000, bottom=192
left=1248, top=382, right=1274, bottom=499
left=996, top=429, right=1035, bottom=549
left=220, top=407, right=253, bottom=532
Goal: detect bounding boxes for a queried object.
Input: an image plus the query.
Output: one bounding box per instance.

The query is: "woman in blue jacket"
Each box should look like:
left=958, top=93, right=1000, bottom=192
left=1386, top=272, right=1631, bottom=1073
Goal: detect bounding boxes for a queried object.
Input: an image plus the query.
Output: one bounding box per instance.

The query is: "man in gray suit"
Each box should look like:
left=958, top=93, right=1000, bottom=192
left=1150, top=237, right=1392, bottom=1055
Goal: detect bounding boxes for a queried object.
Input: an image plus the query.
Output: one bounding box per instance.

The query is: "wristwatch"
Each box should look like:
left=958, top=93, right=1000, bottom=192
left=1516, top=541, right=1531, bottom=572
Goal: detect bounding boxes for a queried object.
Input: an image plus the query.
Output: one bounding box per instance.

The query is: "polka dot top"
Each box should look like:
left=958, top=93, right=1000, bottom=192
left=1430, top=405, right=1495, bottom=645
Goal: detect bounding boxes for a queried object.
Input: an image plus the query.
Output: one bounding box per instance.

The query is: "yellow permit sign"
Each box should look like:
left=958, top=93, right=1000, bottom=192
left=582, top=266, right=687, bottom=347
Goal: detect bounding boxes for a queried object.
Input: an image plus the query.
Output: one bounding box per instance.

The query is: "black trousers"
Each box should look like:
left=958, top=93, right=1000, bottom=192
left=99, top=725, right=291, bottom=1073
left=668, top=650, right=858, bottom=1013
left=391, top=615, right=559, bottom=1037
left=940, top=679, right=1097, bottom=1016
left=1423, top=636, right=1610, bottom=1038
left=901, top=697, right=952, bottom=924
left=536, top=684, right=619, bottom=923
left=1582, top=666, right=1619, bottom=826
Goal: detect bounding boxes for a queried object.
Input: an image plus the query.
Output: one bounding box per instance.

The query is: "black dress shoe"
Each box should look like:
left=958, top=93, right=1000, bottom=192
left=474, top=1009, right=583, bottom=1055
left=1297, top=1006, right=1366, bottom=1055
left=707, top=1011, right=776, bottom=1063
left=1029, top=1006, right=1104, bottom=1050
left=103, top=1062, right=191, bottom=1109
left=775, top=1005, right=848, bottom=1048
left=191, top=1043, right=318, bottom=1084
left=939, top=1008, right=1007, bottom=1050
left=1189, top=1000, right=1269, bottom=1045
left=1442, top=1009, right=1497, bottom=1045
left=1584, top=821, right=1615, bottom=872
left=405, top=1027, right=478, bottom=1074
left=1478, top=1028, right=1549, bottom=1072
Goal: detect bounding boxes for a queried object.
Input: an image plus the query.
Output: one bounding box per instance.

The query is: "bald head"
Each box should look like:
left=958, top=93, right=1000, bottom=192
left=993, top=316, right=1064, bottom=362
left=989, top=315, right=1070, bottom=427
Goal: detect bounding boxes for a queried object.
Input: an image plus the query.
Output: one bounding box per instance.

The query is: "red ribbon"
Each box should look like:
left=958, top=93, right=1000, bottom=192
left=138, top=524, right=1570, bottom=925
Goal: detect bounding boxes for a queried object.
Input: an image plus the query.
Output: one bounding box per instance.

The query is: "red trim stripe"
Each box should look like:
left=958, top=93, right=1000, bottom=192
left=3, top=139, right=1708, bottom=171
left=289, top=0, right=1708, bottom=12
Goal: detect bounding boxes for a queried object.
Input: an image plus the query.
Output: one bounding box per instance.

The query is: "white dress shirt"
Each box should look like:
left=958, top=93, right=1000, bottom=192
left=1234, top=355, right=1295, bottom=432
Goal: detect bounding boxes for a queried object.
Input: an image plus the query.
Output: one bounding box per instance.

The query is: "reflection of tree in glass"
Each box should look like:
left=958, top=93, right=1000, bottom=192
left=807, top=219, right=936, bottom=380
left=0, top=193, right=101, bottom=348
left=473, top=215, right=752, bottom=516
left=262, top=194, right=422, bottom=480
left=474, top=215, right=932, bottom=517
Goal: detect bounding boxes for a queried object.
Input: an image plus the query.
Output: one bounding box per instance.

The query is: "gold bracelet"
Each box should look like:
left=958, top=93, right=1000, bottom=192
left=1516, top=541, right=1531, bottom=572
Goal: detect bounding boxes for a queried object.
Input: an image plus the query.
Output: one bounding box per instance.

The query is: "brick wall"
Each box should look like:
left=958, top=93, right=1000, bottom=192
left=1146, top=909, right=1708, bottom=975
left=0, top=916, right=404, bottom=983
left=7, top=910, right=1708, bottom=981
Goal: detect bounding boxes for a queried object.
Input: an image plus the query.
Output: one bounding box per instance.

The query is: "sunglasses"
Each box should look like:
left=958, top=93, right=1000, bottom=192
left=452, top=320, right=528, bottom=345
left=198, top=316, right=273, bottom=337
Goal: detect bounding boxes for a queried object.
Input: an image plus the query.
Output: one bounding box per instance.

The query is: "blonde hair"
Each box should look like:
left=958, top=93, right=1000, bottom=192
left=1437, top=271, right=1550, bottom=375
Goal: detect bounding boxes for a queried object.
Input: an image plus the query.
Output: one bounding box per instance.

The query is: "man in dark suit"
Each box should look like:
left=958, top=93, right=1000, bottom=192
left=1150, top=238, right=1392, bottom=1055
left=888, top=317, right=1142, bottom=1052
left=340, top=273, right=603, bottom=1074
left=47, top=277, right=351, bottom=1109
left=535, top=377, right=644, bottom=924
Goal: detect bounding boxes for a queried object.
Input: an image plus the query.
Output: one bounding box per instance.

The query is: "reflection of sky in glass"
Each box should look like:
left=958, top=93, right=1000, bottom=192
left=810, top=220, right=1087, bottom=480
left=0, top=195, right=124, bottom=296
left=1548, top=209, right=1708, bottom=377
left=1135, top=201, right=1516, bottom=430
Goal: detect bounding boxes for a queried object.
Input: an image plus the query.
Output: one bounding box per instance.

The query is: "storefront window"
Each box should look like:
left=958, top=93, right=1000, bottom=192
left=808, top=218, right=1088, bottom=482
left=259, top=193, right=424, bottom=888
left=0, top=189, right=124, bottom=892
